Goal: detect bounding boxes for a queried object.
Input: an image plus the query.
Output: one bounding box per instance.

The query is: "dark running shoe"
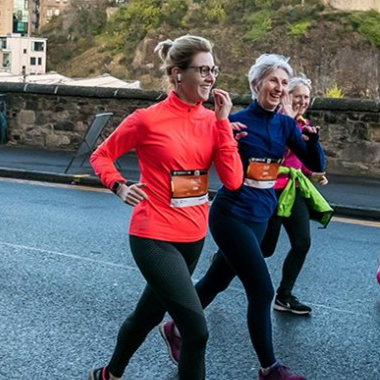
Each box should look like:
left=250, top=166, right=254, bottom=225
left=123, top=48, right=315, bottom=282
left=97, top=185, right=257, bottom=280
left=273, top=294, right=312, bottom=315
left=259, top=364, right=306, bottom=380
left=159, top=321, right=181, bottom=365
left=88, top=366, right=109, bottom=380
left=259, top=362, right=306, bottom=380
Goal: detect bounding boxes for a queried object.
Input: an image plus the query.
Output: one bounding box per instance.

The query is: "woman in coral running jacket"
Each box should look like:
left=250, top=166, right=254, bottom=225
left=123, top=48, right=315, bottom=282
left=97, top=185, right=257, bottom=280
left=88, top=35, right=243, bottom=380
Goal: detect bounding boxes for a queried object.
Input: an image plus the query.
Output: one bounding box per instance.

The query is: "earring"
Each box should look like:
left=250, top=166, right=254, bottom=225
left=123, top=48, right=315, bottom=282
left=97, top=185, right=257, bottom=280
left=177, top=73, right=182, bottom=83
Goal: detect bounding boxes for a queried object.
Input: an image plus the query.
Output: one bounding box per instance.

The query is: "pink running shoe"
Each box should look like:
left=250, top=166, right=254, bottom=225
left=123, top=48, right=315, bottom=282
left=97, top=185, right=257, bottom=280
left=159, top=321, right=181, bottom=365
left=259, top=363, right=306, bottom=380
left=377, top=254, right=380, bottom=285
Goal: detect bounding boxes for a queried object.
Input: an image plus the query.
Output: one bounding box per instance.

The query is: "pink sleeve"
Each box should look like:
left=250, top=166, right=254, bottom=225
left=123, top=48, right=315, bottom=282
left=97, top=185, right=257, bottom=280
left=301, top=164, right=313, bottom=178
left=90, top=110, right=142, bottom=189
left=299, top=117, right=313, bottom=177
left=213, top=119, right=243, bottom=190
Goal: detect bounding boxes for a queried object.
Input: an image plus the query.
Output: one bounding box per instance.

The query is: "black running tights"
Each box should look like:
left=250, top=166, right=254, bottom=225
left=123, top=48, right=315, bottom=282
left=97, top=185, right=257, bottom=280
left=107, top=236, right=207, bottom=380
left=195, top=203, right=276, bottom=368
left=261, top=188, right=311, bottom=297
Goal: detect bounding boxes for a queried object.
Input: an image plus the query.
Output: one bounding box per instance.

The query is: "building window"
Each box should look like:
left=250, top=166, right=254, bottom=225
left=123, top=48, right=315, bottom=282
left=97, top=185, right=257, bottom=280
left=38, top=57, right=42, bottom=65
left=32, top=41, right=44, bottom=51
left=23, top=48, right=27, bottom=54
left=2, top=53, right=10, bottom=71
left=47, top=9, right=52, bottom=16
left=55, top=8, right=60, bottom=16
left=30, top=57, right=36, bottom=65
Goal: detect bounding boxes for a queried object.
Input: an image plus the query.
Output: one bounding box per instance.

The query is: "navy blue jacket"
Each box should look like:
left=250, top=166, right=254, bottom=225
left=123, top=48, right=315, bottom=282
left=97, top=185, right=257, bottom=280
left=213, top=100, right=325, bottom=222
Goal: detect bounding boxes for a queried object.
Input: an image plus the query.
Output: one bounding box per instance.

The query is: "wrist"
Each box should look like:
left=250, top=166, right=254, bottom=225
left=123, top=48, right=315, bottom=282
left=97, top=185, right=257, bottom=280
left=111, top=181, right=124, bottom=194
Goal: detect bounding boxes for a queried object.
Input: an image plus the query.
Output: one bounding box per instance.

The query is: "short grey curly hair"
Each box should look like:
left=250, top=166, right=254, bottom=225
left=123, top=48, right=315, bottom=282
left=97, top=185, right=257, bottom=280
left=288, top=74, right=312, bottom=93
left=248, top=54, right=293, bottom=99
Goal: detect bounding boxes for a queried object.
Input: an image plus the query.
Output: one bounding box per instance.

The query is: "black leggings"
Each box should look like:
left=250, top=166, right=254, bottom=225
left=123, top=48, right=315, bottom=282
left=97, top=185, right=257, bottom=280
left=195, top=202, right=276, bottom=368
left=261, top=188, right=311, bottom=297
left=108, top=236, right=207, bottom=380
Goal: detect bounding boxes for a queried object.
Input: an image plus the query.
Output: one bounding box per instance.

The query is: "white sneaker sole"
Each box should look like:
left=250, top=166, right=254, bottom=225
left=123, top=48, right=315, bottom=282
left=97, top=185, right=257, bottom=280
left=273, top=303, right=311, bottom=315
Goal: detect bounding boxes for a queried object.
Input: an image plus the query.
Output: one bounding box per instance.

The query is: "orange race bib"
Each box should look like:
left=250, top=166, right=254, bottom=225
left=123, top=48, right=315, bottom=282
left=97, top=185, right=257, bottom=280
left=170, top=170, right=209, bottom=207
left=244, top=158, right=282, bottom=189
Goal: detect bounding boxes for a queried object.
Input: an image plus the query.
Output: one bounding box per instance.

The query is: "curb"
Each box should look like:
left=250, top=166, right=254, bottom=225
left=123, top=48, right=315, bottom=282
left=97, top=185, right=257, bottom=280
left=1, top=167, right=379, bottom=222
left=0, top=167, right=102, bottom=187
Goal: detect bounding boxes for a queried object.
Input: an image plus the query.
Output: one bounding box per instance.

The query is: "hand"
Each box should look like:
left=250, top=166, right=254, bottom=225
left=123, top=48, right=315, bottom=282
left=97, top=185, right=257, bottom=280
left=230, top=121, right=248, bottom=140
left=310, top=172, right=328, bottom=186
left=212, top=89, right=232, bottom=120
left=280, top=91, right=298, bottom=118
left=302, top=125, right=320, bottom=142
left=116, top=183, right=148, bottom=206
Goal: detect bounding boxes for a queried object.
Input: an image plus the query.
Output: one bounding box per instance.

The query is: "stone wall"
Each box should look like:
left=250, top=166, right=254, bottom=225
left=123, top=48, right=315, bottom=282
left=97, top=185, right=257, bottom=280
left=0, top=83, right=380, bottom=180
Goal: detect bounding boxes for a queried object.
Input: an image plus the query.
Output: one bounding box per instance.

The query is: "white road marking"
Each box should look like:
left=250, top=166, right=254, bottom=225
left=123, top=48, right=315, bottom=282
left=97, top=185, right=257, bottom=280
left=0, top=240, right=137, bottom=271
left=0, top=240, right=374, bottom=319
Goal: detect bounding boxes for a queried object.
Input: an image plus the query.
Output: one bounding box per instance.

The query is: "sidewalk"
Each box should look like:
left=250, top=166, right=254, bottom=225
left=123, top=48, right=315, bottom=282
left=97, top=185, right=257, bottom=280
left=1, top=145, right=380, bottom=221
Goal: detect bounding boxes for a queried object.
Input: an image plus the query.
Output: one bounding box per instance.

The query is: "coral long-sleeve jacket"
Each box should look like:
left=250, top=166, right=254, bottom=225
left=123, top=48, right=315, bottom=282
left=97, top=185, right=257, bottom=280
left=90, top=91, right=243, bottom=242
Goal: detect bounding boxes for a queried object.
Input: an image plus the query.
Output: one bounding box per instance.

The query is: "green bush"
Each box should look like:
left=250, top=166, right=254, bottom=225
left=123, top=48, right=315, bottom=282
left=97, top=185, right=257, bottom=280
left=161, top=0, right=189, bottom=27
left=349, top=10, right=380, bottom=48
left=75, top=8, right=107, bottom=36
left=104, top=0, right=162, bottom=55
left=243, top=10, right=272, bottom=42
left=288, top=20, right=310, bottom=37
left=104, top=0, right=191, bottom=56
left=202, top=0, right=226, bottom=23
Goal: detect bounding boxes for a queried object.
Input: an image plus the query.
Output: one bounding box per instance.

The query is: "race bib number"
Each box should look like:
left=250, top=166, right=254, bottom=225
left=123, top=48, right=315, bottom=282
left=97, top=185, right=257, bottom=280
left=244, top=158, right=282, bottom=189
left=170, top=170, right=209, bottom=207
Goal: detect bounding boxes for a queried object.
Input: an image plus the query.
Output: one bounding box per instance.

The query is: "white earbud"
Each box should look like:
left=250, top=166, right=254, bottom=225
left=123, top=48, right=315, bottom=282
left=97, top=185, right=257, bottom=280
left=177, top=73, right=182, bottom=82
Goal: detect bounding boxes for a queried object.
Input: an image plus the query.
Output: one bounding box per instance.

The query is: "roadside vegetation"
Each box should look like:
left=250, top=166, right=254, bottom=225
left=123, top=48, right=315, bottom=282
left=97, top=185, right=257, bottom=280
left=40, top=0, right=380, bottom=98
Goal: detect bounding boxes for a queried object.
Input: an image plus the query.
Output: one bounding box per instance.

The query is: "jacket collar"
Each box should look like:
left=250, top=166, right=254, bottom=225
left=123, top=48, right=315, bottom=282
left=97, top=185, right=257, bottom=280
left=248, top=99, right=276, bottom=117
left=166, top=90, right=203, bottom=114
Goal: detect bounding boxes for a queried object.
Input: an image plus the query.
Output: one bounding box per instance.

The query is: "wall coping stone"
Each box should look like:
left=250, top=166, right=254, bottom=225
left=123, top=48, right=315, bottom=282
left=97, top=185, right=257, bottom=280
left=0, top=82, right=379, bottom=112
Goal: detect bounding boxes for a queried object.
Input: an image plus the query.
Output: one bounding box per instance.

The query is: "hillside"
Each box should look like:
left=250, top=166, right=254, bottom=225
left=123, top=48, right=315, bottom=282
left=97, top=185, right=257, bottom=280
left=40, top=0, right=380, bottom=99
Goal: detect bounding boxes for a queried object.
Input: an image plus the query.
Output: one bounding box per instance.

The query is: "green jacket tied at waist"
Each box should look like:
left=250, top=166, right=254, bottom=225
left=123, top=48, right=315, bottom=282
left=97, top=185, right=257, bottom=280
left=276, top=166, right=334, bottom=228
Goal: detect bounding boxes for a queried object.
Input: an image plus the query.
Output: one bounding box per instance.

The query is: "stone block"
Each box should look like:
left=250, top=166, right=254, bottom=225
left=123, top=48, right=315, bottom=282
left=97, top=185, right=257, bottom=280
left=361, top=113, right=380, bottom=123
left=368, top=127, right=380, bottom=142
left=342, top=141, right=380, bottom=163
left=347, top=112, right=360, bottom=121
left=54, top=121, right=75, bottom=131
left=25, top=100, right=39, bottom=111
left=352, top=122, right=368, bottom=140
left=324, top=112, right=337, bottom=124
left=18, top=110, right=36, bottom=125
left=45, top=133, right=71, bottom=148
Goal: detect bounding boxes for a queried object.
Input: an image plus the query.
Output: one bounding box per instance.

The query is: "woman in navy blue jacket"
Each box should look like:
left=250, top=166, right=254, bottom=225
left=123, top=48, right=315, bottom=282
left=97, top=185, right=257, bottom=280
left=161, top=54, right=325, bottom=380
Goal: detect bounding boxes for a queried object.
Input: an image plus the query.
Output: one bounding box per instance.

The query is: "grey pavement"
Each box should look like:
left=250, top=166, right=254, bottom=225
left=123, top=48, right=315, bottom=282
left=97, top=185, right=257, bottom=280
left=1, top=179, right=379, bottom=379
left=0, top=144, right=380, bottom=221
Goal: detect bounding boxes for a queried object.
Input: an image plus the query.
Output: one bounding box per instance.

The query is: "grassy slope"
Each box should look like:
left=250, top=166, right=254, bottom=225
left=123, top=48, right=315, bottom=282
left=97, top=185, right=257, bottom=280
left=41, top=1, right=380, bottom=98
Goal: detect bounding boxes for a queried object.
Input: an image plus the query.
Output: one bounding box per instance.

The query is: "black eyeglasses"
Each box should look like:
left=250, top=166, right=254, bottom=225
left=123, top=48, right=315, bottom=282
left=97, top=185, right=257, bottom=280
left=188, top=65, right=219, bottom=78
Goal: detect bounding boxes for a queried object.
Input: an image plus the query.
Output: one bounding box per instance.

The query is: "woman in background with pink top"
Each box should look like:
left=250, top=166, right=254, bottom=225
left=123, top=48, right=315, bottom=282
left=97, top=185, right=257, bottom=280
left=261, top=75, right=328, bottom=315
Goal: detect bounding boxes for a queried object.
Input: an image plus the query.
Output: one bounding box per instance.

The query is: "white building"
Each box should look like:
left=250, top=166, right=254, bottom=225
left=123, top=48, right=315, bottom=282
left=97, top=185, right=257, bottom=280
left=0, top=34, right=47, bottom=75
left=322, top=0, right=380, bottom=12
